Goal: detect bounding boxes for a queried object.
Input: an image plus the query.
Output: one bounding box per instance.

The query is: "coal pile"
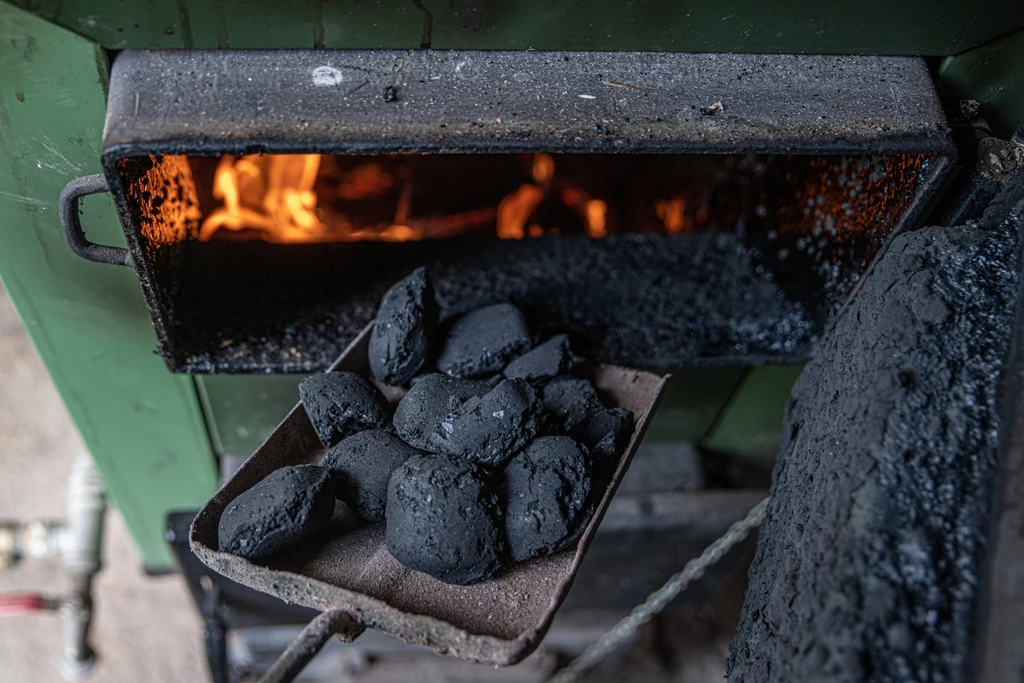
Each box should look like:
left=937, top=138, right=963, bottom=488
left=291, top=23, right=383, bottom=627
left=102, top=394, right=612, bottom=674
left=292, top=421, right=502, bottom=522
left=504, top=333, right=573, bottom=383
left=429, top=378, right=541, bottom=468
left=393, top=374, right=490, bottom=450
left=218, top=268, right=637, bottom=585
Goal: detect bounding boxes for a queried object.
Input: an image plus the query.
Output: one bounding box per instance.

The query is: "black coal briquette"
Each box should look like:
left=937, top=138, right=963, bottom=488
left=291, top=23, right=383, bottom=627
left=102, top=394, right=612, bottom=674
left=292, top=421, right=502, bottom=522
left=503, top=333, right=573, bottom=384
left=431, top=378, right=540, bottom=468
left=386, top=454, right=506, bottom=585
left=504, top=436, right=592, bottom=562
left=321, top=430, right=423, bottom=522
left=218, top=464, right=335, bottom=561
left=436, top=303, right=532, bottom=378
left=579, top=407, right=634, bottom=475
left=369, top=267, right=439, bottom=386
left=300, top=371, right=391, bottom=447
left=542, top=375, right=601, bottom=434
left=393, top=373, right=490, bottom=451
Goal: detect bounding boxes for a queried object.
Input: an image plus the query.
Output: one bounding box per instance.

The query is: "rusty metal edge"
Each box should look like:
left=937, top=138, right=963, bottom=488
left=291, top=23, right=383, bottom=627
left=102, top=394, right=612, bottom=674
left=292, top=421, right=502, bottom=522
left=189, top=325, right=670, bottom=665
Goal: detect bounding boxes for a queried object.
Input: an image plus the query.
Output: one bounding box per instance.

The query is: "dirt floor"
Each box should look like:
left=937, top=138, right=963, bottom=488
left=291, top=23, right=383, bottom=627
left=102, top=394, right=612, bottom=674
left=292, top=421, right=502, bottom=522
left=0, top=284, right=208, bottom=683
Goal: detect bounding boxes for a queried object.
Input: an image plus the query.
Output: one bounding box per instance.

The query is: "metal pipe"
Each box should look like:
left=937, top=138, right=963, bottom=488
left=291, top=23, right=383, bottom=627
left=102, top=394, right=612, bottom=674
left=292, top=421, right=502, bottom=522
left=0, top=519, right=65, bottom=568
left=60, top=452, right=105, bottom=578
left=258, top=609, right=364, bottom=683
left=58, top=452, right=106, bottom=680
left=0, top=453, right=106, bottom=680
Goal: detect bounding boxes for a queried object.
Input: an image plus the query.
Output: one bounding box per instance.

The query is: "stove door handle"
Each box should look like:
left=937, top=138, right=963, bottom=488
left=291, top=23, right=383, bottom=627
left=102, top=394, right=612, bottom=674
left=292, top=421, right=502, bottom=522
left=59, top=174, right=133, bottom=268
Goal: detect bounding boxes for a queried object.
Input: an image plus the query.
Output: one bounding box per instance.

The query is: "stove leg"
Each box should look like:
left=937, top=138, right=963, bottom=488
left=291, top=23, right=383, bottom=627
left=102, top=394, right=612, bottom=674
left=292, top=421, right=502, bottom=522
left=202, top=585, right=230, bottom=683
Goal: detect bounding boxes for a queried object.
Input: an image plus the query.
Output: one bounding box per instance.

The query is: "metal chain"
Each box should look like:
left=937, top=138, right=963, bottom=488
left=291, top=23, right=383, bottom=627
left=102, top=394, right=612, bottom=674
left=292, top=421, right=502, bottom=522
left=549, top=496, right=770, bottom=683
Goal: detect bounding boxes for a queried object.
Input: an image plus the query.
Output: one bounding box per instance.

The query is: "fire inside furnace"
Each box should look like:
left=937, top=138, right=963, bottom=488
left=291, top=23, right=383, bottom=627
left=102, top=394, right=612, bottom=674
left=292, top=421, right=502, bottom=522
left=115, top=150, right=934, bottom=373
left=192, top=153, right=741, bottom=244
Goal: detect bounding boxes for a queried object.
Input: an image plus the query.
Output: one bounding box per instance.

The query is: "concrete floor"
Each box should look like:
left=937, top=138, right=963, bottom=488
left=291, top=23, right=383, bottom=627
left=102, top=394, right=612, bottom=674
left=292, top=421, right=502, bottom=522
left=0, top=284, right=208, bottom=683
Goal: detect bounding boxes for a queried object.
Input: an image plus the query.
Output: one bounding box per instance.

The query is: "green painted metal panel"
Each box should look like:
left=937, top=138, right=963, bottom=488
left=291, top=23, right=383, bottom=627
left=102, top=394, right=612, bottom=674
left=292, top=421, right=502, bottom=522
left=7, top=0, right=1024, bottom=55
left=700, top=365, right=803, bottom=464
left=0, top=1, right=218, bottom=569
left=937, top=28, right=1024, bottom=139
left=196, top=375, right=302, bottom=456
left=199, top=367, right=749, bottom=457
left=642, top=368, right=747, bottom=444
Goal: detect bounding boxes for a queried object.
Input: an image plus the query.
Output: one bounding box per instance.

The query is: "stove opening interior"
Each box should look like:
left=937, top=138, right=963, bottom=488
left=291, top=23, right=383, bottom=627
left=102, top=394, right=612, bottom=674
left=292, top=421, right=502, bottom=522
left=117, top=152, right=936, bottom=373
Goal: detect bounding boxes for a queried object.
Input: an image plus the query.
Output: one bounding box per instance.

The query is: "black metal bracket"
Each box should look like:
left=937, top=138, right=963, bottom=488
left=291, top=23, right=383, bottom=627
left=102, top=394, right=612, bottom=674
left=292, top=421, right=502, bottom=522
left=58, top=174, right=133, bottom=268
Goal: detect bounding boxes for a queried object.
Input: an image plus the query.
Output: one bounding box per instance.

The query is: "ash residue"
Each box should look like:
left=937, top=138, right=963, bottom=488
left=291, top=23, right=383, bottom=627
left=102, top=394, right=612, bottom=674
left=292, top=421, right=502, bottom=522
left=728, top=198, right=1022, bottom=681
left=168, top=233, right=817, bottom=373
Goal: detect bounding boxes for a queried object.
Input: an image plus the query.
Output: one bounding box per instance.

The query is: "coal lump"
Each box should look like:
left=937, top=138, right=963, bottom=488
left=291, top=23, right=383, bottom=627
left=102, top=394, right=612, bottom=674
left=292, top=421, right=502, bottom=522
left=369, top=267, right=439, bottom=385
left=505, top=436, right=592, bottom=562
left=321, top=430, right=422, bottom=522
left=579, top=407, right=634, bottom=472
left=393, top=373, right=490, bottom=451
left=386, top=454, right=506, bottom=585
left=431, top=378, right=540, bottom=468
left=218, top=465, right=335, bottom=561
left=503, top=333, right=573, bottom=383
left=542, top=375, right=602, bottom=434
left=300, top=371, right=391, bottom=447
left=436, top=303, right=532, bottom=378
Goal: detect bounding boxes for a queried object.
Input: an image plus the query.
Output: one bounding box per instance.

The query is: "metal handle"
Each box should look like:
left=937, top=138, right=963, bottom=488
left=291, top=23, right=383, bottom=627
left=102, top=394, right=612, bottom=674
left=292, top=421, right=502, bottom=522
left=258, top=609, right=364, bottom=683
left=58, top=174, right=133, bottom=268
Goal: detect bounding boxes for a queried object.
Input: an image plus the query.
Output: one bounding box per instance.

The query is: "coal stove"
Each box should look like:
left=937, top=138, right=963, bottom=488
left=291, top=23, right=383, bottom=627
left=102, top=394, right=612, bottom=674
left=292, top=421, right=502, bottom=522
left=62, top=50, right=951, bottom=374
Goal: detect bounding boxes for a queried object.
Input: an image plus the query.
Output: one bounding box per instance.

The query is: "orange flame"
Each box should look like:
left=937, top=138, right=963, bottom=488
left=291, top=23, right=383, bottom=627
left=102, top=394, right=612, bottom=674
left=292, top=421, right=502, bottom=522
left=656, top=197, right=688, bottom=234
left=200, top=154, right=328, bottom=243
left=584, top=199, right=607, bottom=238
left=497, top=184, right=545, bottom=239
left=532, top=154, right=555, bottom=186
left=198, top=152, right=626, bottom=243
